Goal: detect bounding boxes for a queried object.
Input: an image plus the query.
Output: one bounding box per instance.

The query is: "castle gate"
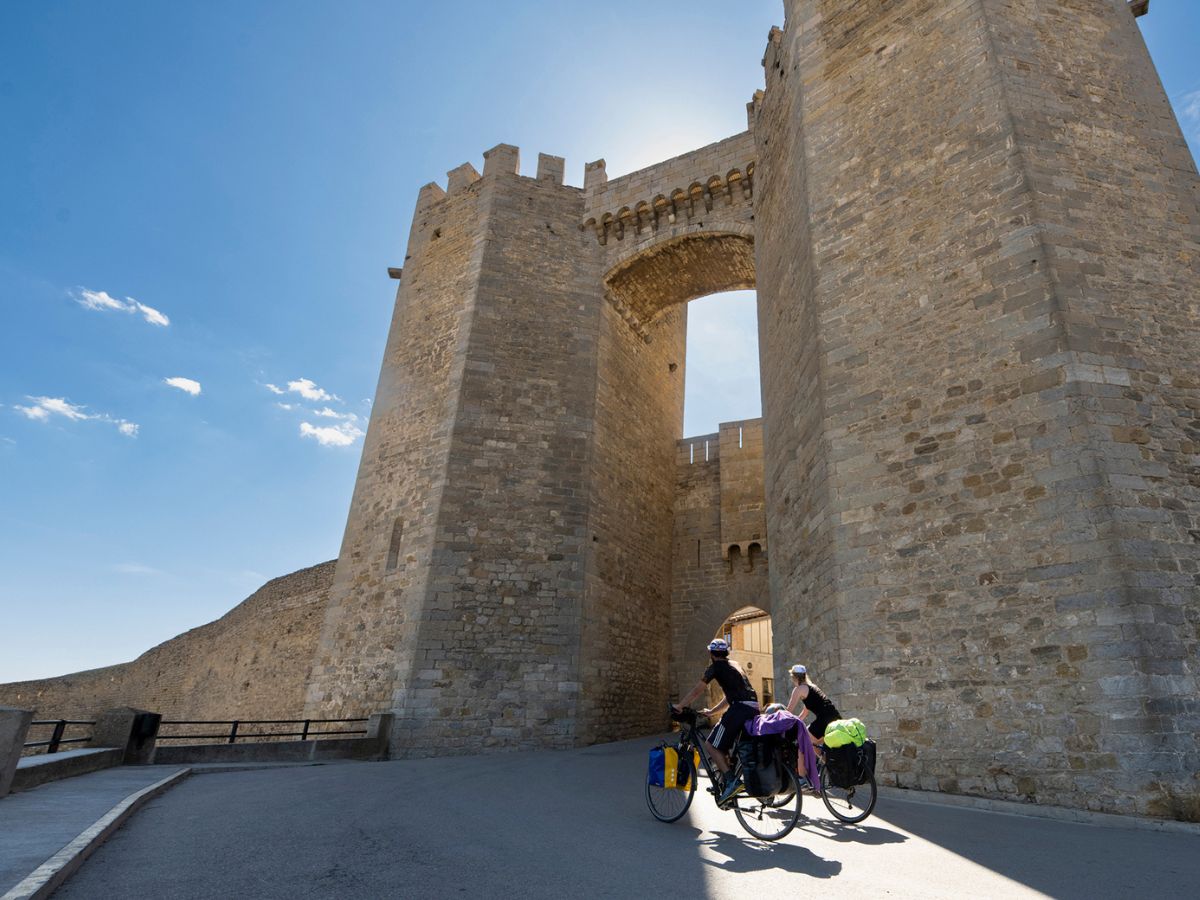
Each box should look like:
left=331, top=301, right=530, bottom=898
left=307, top=0, right=1199, bottom=820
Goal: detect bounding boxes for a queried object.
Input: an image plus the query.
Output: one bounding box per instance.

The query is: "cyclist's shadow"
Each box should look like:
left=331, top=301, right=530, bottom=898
left=695, top=831, right=843, bottom=879
left=796, top=816, right=909, bottom=846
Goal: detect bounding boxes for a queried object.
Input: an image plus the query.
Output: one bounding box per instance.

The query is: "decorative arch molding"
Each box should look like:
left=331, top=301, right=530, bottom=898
left=601, top=229, right=756, bottom=342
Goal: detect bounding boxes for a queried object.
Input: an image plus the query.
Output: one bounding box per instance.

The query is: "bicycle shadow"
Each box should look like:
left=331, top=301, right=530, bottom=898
left=795, top=814, right=909, bottom=846
left=695, top=830, right=843, bottom=879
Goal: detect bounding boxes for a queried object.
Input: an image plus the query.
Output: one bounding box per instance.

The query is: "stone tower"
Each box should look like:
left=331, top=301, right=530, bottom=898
left=307, top=0, right=1198, bottom=819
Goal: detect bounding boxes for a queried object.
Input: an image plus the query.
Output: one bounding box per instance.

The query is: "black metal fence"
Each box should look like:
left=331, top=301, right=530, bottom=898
left=23, top=719, right=96, bottom=755
left=156, top=718, right=369, bottom=745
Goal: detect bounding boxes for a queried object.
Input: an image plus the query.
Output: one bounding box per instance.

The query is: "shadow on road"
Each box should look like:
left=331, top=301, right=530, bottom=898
left=795, top=815, right=908, bottom=846
left=697, top=831, right=842, bottom=879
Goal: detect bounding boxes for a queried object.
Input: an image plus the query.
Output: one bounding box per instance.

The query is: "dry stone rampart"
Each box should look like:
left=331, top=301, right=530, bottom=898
left=0, top=562, right=334, bottom=721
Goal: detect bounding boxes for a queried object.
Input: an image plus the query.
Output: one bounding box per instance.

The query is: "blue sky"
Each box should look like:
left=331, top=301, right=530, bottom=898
left=1, top=1, right=1197, bottom=683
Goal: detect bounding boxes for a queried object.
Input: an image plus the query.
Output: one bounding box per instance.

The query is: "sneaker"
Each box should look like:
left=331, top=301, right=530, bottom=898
left=717, top=775, right=745, bottom=807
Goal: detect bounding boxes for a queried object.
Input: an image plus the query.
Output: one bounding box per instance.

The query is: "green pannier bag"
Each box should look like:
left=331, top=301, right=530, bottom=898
left=823, top=718, right=868, bottom=749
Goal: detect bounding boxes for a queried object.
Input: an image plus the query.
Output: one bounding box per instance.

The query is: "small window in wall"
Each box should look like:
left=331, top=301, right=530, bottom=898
left=386, top=518, right=404, bottom=571
left=762, top=677, right=774, bottom=706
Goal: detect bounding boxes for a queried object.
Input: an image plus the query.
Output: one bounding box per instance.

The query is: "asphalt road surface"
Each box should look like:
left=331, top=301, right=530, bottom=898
left=55, top=737, right=1199, bottom=899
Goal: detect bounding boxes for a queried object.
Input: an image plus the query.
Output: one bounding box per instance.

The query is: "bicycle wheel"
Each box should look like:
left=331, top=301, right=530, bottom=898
left=821, top=770, right=877, bottom=823
left=646, top=759, right=697, bottom=823
left=734, top=767, right=802, bottom=841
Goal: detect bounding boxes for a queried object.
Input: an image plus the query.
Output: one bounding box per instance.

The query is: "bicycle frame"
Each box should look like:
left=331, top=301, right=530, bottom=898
left=675, top=712, right=741, bottom=800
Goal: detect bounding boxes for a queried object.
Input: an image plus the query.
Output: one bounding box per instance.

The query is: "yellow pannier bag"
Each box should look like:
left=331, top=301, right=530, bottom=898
left=823, top=718, right=868, bottom=749
left=663, top=747, right=702, bottom=790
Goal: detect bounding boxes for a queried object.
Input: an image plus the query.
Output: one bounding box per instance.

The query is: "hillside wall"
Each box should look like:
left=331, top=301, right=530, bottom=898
left=0, top=561, right=335, bottom=721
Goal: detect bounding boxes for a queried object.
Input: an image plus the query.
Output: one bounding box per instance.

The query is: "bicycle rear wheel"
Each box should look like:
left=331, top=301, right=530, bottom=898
left=646, top=758, right=697, bottom=823
left=734, top=767, right=802, bottom=841
left=820, top=770, right=877, bottom=823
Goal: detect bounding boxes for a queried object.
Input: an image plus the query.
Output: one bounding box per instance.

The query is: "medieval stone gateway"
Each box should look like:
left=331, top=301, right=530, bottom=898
left=3, top=1, right=1197, bottom=821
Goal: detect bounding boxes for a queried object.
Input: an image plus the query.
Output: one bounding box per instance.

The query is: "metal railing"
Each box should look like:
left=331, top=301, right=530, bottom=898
left=24, top=719, right=96, bottom=755
left=156, top=718, right=370, bottom=745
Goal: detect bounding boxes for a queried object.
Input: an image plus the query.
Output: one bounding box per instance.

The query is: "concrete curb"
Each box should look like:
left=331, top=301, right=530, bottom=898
left=0, top=768, right=191, bottom=900
left=878, top=786, right=1200, bottom=835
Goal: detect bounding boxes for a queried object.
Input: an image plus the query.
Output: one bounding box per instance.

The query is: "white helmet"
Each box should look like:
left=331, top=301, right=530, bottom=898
left=707, top=638, right=730, bottom=653
left=790, top=664, right=807, bottom=676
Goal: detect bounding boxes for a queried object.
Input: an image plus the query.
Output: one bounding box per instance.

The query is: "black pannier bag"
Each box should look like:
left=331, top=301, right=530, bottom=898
left=860, top=739, right=877, bottom=781
left=824, top=740, right=877, bottom=789
left=739, top=734, right=785, bottom=798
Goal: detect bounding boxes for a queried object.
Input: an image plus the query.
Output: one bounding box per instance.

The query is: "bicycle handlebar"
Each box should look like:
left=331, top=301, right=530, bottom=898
left=668, top=702, right=702, bottom=725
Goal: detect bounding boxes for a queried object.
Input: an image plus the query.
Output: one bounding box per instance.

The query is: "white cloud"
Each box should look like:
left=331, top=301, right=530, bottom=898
left=264, top=383, right=285, bottom=395
left=313, top=407, right=358, bottom=422
left=164, top=377, right=202, bottom=396
left=133, top=301, right=170, bottom=327
left=16, top=397, right=90, bottom=421
left=299, top=421, right=364, bottom=447
left=77, top=289, right=128, bottom=313
left=287, top=378, right=339, bottom=403
left=14, top=396, right=139, bottom=438
left=276, top=402, right=296, bottom=411
left=74, top=288, right=170, bottom=327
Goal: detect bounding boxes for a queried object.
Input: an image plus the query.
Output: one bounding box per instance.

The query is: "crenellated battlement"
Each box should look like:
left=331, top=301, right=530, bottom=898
left=413, top=143, right=580, bottom=212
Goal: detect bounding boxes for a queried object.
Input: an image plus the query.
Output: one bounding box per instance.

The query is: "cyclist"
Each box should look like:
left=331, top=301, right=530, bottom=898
left=673, top=637, right=760, bottom=805
left=785, top=663, right=841, bottom=746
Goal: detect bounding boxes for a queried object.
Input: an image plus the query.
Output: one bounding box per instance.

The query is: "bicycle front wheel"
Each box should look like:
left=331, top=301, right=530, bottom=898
left=821, top=770, right=877, bottom=823
left=646, top=768, right=697, bottom=824
left=734, top=767, right=802, bottom=841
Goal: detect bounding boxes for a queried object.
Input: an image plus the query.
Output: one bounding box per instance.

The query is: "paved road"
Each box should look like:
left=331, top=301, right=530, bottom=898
left=0, top=765, right=186, bottom=896
left=55, top=738, right=1199, bottom=899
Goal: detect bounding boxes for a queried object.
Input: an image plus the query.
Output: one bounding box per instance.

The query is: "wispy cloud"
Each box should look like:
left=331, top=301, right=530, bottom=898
left=14, top=396, right=139, bottom=437
left=112, top=563, right=163, bottom=576
left=75, top=288, right=170, bottom=328
left=299, top=421, right=364, bottom=447
left=1181, top=89, right=1200, bottom=141
left=164, top=377, right=202, bottom=396
left=313, top=407, right=359, bottom=422
left=287, top=378, right=340, bottom=403
left=267, top=377, right=361, bottom=445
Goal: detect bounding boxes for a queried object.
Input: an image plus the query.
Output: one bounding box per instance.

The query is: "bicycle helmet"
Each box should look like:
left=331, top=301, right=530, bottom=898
left=707, top=638, right=730, bottom=654
left=789, top=664, right=807, bottom=676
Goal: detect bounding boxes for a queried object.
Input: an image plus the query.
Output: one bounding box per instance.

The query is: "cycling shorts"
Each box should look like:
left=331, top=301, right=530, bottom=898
left=709, top=701, right=760, bottom=753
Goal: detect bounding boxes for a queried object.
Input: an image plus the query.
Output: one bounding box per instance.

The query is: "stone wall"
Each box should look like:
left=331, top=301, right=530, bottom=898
left=670, top=420, right=771, bottom=698
left=0, top=561, right=335, bottom=721
left=756, top=0, right=1198, bottom=819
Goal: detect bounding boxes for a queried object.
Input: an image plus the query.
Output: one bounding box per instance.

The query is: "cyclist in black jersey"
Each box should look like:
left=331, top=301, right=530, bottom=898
left=673, top=638, right=760, bottom=805
left=785, top=664, right=842, bottom=744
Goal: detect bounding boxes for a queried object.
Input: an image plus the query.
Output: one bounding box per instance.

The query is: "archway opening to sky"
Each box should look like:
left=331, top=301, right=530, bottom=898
left=683, top=289, right=760, bottom=438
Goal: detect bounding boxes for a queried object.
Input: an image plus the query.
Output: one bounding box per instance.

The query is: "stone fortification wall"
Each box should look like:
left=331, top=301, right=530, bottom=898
left=670, top=421, right=771, bottom=697
left=0, top=561, right=335, bottom=721
left=756, top=0, right=1198, bottom=819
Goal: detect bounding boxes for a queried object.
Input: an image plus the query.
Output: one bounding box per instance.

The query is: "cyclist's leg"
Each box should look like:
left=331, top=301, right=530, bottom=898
left=704, top=720, right=731, bottom=773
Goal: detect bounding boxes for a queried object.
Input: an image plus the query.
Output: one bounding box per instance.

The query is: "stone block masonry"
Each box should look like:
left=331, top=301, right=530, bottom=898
left=2, top=0, right=1194, bottom=823
left=756, top=0, right=1198, bottom=820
